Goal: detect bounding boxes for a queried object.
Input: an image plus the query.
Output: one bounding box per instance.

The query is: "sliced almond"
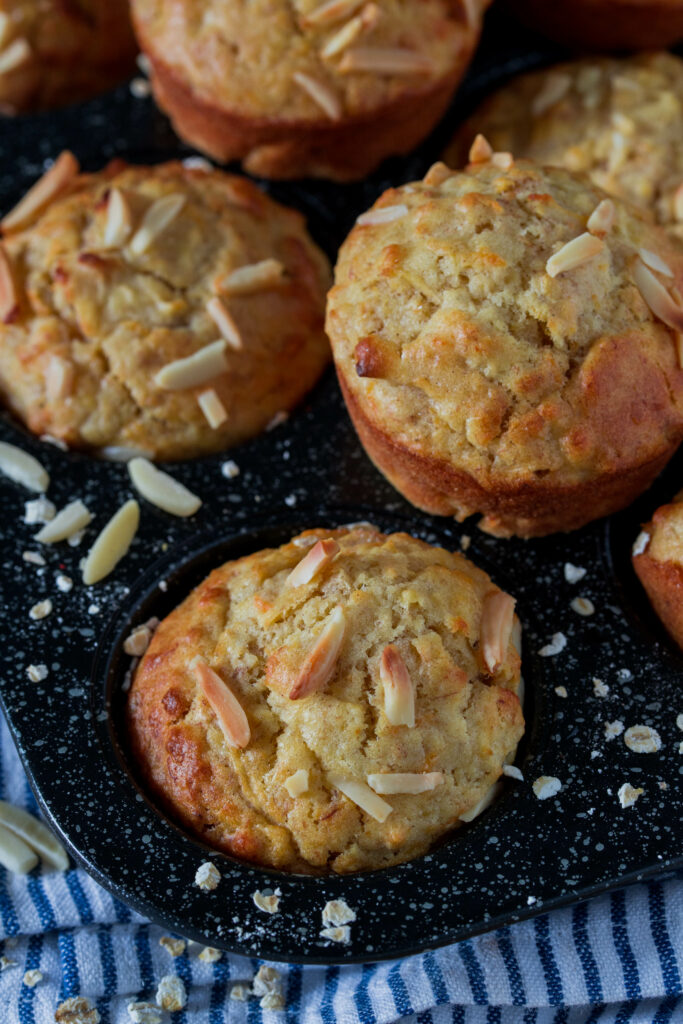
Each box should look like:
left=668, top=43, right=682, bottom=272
left=0, top=441, right=48, bottom=492
left=481, top=591, right=516, bottom=673
left=128, top=193, right=185, bottom=255
left=459, top=781, right=500, bottom=822
left=285, top=538, right=339, bottom=587
left=128, top=457, right=201, bottom=517
left=490, top=151, right=513, bottom=170
left=320, top=15, right=364, bottom=58
left=380, top=644, right=415, bottom=727
left=468, top=134, right=493, bottom=164
left=36, top=499, right=92, bottom=543
left=192, top=655, right=250, bottom=749
left=531, top=72, right=571, bottom=116
left=328, top=773, right=392, bottom=822
left=638, top=247, right=674, bottom=278
left=0, top=246, right=16, bottom=321
left=587, top=198, right=615, bottom=236
left=206, top=297, right=242, bottom=350
left=367, top=772, right=444, bottom=794
left=284, top=769, right=310, bottom=797
left=356, top=204, right=407, bottom=227
left=0, top=821, right=39, bottom=875
left=287, top=607, right=346, bottom=700
left=44, top=355, right=73, bottom=401
left=197, top=388, right=228, bottom=429
left=0, top=37, right=31, bottom=75
left=0, top=801, right=68, bottom=870
left=634, top=260, right=683, bottom=331
left=82, top=499, right=139, bottom=585
left=546, top=232, right=604, bottom=278
left=154, top=340, right=228, bottom=390
left=103, top=187, right=133, bottom=248
left=292, top=72, right=342, bottom=120
left=1, top=151, right=79, bottom=233
left=339, top=47, right=433, bottom=75
left=215, top=258, right=285, bottom=295
left=303, top=0, right=364, bottom=26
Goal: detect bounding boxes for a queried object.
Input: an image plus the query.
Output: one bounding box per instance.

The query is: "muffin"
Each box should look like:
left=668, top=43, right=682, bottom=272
left=0, top=156, right=331, bottom=461
left=130, top=0, right=487, bottom=181
left=445, top=53, right=683, bottom=240
left=632, top=491, right=683, bottom=649
left=504, top=0, right=683, bottom=51
left=0, top=0, right=137, bottom=114
left=326, top=156, right=683, bottom=537
left=126, top=525, right=524, bottom=873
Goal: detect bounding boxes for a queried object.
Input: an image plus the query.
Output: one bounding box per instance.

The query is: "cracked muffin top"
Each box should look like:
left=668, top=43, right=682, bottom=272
left=0, top=0, right=137, bottom=113
left=0, top=158, right=331, bottom=460
left=126, top=525, right=524, bottom=873
left=445, top=53, right=683, bottom=240
left=633, top=489, right=683, bottom=649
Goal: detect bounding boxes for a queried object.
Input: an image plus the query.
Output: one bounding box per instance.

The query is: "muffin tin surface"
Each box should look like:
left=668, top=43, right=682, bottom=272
left=0, top=9, right=682, bottom=964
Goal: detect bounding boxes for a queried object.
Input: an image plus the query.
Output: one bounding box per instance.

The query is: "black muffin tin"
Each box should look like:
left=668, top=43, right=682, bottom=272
left=0, top=9, right=682, bottom=965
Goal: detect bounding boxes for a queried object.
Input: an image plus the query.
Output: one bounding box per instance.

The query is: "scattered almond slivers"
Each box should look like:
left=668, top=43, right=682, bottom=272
left=328, top=773, right=392, bottom=822
left=192, top=655, right=250, bottom=749
left=459, top=782, right=500, bottom=822
left=638, top=247, right=674, bottom=278
left=339, top=47, right=433, bottom=75
left=129, top=193, right=185, bottom=255
left=586, top=198, right=615, bottom=236
left=0, top=821, right=38, bottom=875
left=304, top=0, right=364, bottom=25
left=1, top=150, right=79, bottom=233
left=0, top=37, right=31, bottom=75
left=468, top=133, right=493, bottom=164
left=292, top=72, right=342, bottom=120
left=35, top=499, right=92, bottom=543
left=81, top=499, right=139, bottom=585
left=197, top=388, right=228, bottom=429
left=104, top=187, right=133, bottom=248
left=128, top=457, right=201, bottom=518
left=320, top=14, right=364, bottom=58
left=367, top=772, right=444, bottom=795
left=634, top=260, right=683, bottom=331
left=0, top=246, right=16, bottom=321
left=546, top=232, right=605, bottom=278
left=284, top=769, right=309, bottom=798
left=0, top=800, right=68, bottom=871
left=286, top=538, right=340, bottom=587
left=288, top=607, right=346, bottom=699
left=215, top=258, right=285, bottom=296
left=380, top=644, right=415, bottom=727
left=206, top=297, right=242, bottom=350
left=155, top=340, right=228, bottom=390
left=481, top=591, right=516, bottom=673
left=356, top=204, right=407, bottom=227
left=0, top=441, right=49, bottom=492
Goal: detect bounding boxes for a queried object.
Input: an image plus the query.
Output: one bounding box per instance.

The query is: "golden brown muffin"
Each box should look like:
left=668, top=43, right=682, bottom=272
left=126, top=525, right=524, bottom=874
left=0, top=156, right=331, bottom=461
left=0, top=0, right=137, bottom=114
left=446, top=54, right=683, bottom=241
left=504, top=0, right=683, bottom=51
left=326, top=157, right=683, bottom=537
left=632, top=490, right=683, bottom=649
left=130, top=0, right=487, bottom=181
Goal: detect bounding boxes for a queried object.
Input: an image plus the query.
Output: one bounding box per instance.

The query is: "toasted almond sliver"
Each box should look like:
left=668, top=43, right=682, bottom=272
left=292, top=72, right=342, bottom=120
left=356, top=203, right=407, bottom=227
left=339, top=47, right=433, bottom=75
left=82, top=499, right=139, bottom=585
left=0, top=441, right=49, bottom=492
left=215, top=258, right=285, bottom=295
left=287, top=607, right=346, bottom=700
left=36, top=499, right=92, bottom=543
left=197, top=388, right=228, bottom=429
left=1, top=151, right=79, bottom=233
left=546, top=232, right=605, bottom=278
left=0, top=246, right=16, bottom=321
left=459, top=782, right=500, bottom=822
left=192, top=655, right=250, bottom=748
left=100, top=445, right=152, bottom=462
left=0, top=821, right=39, bottom=875
left=468, top=133, right=494, bottom=164
left=380, top=644, right=415, bottom=727
left=128, top=457, right=201, bottom=518
left=481, top=591, right=516, bottom=673
left=128, top=193, right=185, bottom=255
left=634, top=260, right=683, bottom=331
left=531, top=71, right=571, bottom=116
left=423, top=162, right=451, bottom=187
left=44, top=355, right=73, bottom=401
left=303, top=0, right=364, bottom=26
left=328, top=773, right=392, bottom=822
left=206, top=297, right=242, bottom=350
left=104, top=187, right=133, bottom=248
left=320, top=14, right=364, bottom=58
left=155, top=340, right=228, bottom=390
left=491, top=151, right=513, bottom=170
left=367, top=772, right=444, bottom=795
left=0, top=800, right=68, bottom=871
left=638, top=247, right=674, bottom=278
left=0, top=37, right=31, bottom=75
left=587, top=198, right=615, bottom=236
left=286, top=538, right=340, bottom=587
left=284, top=769, right=309, bottom=797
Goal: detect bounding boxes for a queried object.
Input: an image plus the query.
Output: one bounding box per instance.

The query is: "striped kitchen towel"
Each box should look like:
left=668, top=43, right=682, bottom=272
left=0, top=714, right=680, bottom=1024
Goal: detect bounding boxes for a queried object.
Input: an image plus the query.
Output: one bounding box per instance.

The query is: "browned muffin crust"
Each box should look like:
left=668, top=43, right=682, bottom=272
left=504, top=0, right=683, bottom=51
left=632, top=491, right=683, bottom=649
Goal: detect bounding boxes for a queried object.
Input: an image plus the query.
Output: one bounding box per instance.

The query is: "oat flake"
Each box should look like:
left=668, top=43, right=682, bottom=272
left=322, top=898, right=356, bottom=927
left=605, top=720, right=624, bottom=740
left=532, top=776, right=562, bottom=800
left=23, top=969, right=43, bottom=987
left=554, top=686, right=568, bottom=698
left=230, top=983, right=251, bottom=1002
left=538, top=633, right=566, bottom=657
left=592, top=677, right=609, bottom=697
left=618, top=783, right=644, bottom=808
left=252, top=965, right=282, bottom=998
left=261, top=991, right=286, bottom=1011
left=26, top=663, right=47, bottom=682
left=156, top=974, right=186, bottom=1012
left=564, top=563, right=586, bottom=583
left=252, top=889, right=281, bottom=914
left=127, top=1002, right=162, bottom=1024
left=502, top=764, right=524, bottom=781
left=195, top=861, right=221, bottom=890
left=624, top=725, right=662, bottom=753
left=571, top=596, right=595, bottom=616
left=198, top=946, right=223, bottom=963
left=55, top=997, right=100, bottom=1024
left=159, top=935, right=186, bottom=957
left=221, top=460, right=240, bottom=479
left=29, top=599, right=52, bottom=620
left=320, top=925, right=351, bottom=944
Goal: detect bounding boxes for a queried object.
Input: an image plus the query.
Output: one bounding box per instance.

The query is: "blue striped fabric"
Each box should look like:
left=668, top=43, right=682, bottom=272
left=0, top=715, right=681, bottom=1024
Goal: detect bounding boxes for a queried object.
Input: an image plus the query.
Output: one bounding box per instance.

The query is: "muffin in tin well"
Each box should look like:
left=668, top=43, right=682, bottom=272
left=130, top=0, right=487, bottom=181
left=445, top=53, right=683, bottom=241
left=633, top=491, right=683, bottom=650
left=326, top=158, right=683, bottom=537
left=127, top=525, right=524, bottom=874
left=504, top=0, right=683, bottom=51
left=0, top=158, right=331, bottom=461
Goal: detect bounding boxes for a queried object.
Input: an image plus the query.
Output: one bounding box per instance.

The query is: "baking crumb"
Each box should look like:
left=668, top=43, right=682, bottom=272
left=266, top=411, right=288, bottom=431
left=87, top=604, right=100, bottom=615
left=29, top=599, right=52, bottom=620
left=632, top=531, right=650, bottom=556
left=322, top=898, right=356, bottom=927
left=55, top=997, right=100, bottom=1023
left=618, top=783, right=644, bottom=808
left=592, top=677, right=609, bottom=697
left=659, top=781, right=669, bottom=790
left=26, top=663, right=48, bottom=682
left=564, top=563, right=586, bottom=583
left=624, top=725, right=662, bottom=753
left=198, top=946, right=222, bottom=963
left=284, top=493, right=297, bottom=507
left=0, top=955, right=16, bottom=970
left=221, top=459, right=240, bottom=479
left=571, top=596, right=595, bottom=616
left=158, top=579, right=168, bottom=592
left=616, top=668, right=632, bottom=682
left=124, top=623, right=154, bottom=657
left=460, top=535, right=471, bottom=551
left=260, top=991, right=286, bottom=1011
left=320, top=925, right=351, bottom=944
left=127, top=1002, right=162, bottom=1024
left=67, top=529, right=85, bottom=547
left=159, top=936, right=186, bottom=957
left=252, top=965, right=282, bottom=998
left=56, top=573, right=73, bottom=592
left=502, top=764, right=524, bottom=781
left=605, top=720, right=624, bottom=740
left=24, top=496, right=55, bottom=525
left=554, top=686, right=568, bottom=698
left=527, top=895, right=537, bottom=905
left=130, top=77, right=152, bottom=98
left=678, top=741, right=683, bottom=754
left=156, top=974, right=186, bottom=1011
left=22, top=551, right=45, bottom=566
left=230, top=983, right=251, bottom=1002
left=252, top=889, right=281, bottom=914
left=538, top=633, right=566, bottom=656
left=195, top=860, right=221, bottom=890
left=590, top=750, right=601, bottom=759
left=676, top=713, right=683, bottom=731
left=532, top=776, right=562, bottom=800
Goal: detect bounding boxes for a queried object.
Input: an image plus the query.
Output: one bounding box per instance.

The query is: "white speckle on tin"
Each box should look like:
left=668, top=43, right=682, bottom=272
left=26, top=663, right=48, bottom=682
left=221, top=460, right=240, bottom=479
left=624, top=725, right=662, bottom=754
left=284, top=494, right=297, bottom=507
left=563, top=563, right=586, bottom=583
left=527, top=895, right=537, bottom=905
left=195, top=861, right=221, bottom=890
left=252, top=889, right=281, bottom=914
left=130, top=77, right=152, bottom=98
left=29, top=599, right=52, bottom=620
left=87, top=604, right=100, bottom=615
left=554, top=686, right=568, bottom=698
left=532, top=776, right=562, bottom=800
left=632, top=531, right=649, bottom=556
left=571, top=597, right=594, bottom=616
left=538, top=633, right=566, bottom=657
left=502, top=764, right=524, bottom=781
left=593, top=677, right=609, bottom=697
left=676, top=713, right=683, bottom=731
left=605, top=720, right=624, bottom=740
left=618, top=783, right=644, bottom=808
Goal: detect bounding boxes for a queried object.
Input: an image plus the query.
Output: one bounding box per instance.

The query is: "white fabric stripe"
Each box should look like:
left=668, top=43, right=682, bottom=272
left=470, top=929, right=514, bottom=1004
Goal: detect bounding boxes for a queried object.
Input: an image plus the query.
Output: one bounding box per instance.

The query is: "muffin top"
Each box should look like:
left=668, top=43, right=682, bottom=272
left=642, top=490, right=683, bottom=565
left=131, top=0, right=481, bottom=123
left=327, top=158, right=683, bottom=494
left=445, top=53, right=683, bottom=239
left=0, top=159, right=331, bottom=460
left=127, top=525, right=523, bottom=873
